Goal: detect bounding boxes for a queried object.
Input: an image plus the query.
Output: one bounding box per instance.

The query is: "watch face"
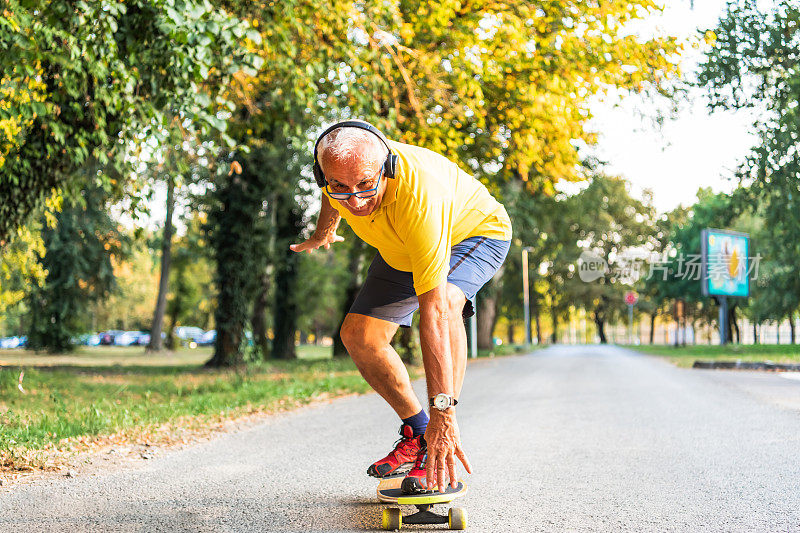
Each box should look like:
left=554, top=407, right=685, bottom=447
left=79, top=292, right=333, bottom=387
left=434, top=394, right=449, bottom=409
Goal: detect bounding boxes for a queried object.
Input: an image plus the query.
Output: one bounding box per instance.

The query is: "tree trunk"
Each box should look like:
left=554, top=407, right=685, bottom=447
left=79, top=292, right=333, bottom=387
left=550, top=297, right=559, bottom=344
left=165, top=312, right=178, bottom=350
left=790, top=315, right=796, bottom=344
left=723, top=304, right=734, bottom=344
left=477, top=294, right=497, bottom=350
left=649, top=312, right=656, bottom=344
left=333, top=239, right=368, bottom=357
left=205, top=156, right=261, bottom=368
left=147, top=177, right=175, bottom=352
left=271, top=189, right=303, bottom=360
left=594, top=311, right=607, bottom=344
left=507, top=322, right=515, bottom=345
left=593, top=295, right=608, bottom=344
left=208, top=327, right=243, bottom=367
left=673, top=320, right=680, bottom=347
left=251, top=269, right=270, bottom=358
left=531, top=287, right=542, bottom=344
left=753, top=322, right=758, bottom=344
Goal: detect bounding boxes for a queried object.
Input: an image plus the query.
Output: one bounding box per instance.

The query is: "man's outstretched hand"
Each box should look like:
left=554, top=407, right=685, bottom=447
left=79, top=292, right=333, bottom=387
left=289, top=232, right=344, bottom=253
left=424, top=408, right=472, bottom=493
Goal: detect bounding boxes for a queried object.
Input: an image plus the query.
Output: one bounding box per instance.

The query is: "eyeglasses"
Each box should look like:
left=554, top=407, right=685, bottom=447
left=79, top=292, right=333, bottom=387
left=326, top=166, right=384, bottom=200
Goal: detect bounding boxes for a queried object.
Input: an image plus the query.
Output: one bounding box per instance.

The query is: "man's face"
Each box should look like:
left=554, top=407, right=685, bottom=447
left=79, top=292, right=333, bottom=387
left=321, top=151, right=388, bottom=217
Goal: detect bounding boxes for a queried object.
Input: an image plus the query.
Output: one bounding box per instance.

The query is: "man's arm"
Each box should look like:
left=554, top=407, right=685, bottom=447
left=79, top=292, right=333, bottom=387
left=418, top=282, right=471, bottom=492
left=290, top=195, right=344, bottom=253
left=418, top=283, right=454, bottom=398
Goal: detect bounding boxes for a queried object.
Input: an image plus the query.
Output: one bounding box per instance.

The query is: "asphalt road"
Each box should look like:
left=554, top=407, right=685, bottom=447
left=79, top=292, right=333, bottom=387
left=2, top=345, right=800, bottom=532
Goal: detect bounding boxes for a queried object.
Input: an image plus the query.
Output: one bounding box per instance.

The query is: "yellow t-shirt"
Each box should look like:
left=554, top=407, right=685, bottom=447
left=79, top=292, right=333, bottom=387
left=324, top=140, right=512, bottom=295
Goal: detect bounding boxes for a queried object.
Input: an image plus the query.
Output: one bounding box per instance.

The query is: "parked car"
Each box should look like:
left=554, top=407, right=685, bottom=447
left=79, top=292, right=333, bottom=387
left=71, top=334, right=101, bottom=346
left=196, top=330, right=216, bottom=346
left=0, top=336, right=22, bottom=349
left=99, top=330, right=125, bottom=345
left=175, top=326, right=205, bottom=342
left=114, top=331, right=147, bottom=346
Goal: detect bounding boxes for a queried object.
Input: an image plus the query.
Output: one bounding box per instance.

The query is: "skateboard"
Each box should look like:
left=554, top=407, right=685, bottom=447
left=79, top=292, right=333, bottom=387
left=377, top=475, right=468, bottom=530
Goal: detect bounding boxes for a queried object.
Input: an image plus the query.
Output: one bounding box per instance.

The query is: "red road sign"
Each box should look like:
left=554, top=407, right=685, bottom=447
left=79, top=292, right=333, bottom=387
left=624, top=291, right=638, bottom=306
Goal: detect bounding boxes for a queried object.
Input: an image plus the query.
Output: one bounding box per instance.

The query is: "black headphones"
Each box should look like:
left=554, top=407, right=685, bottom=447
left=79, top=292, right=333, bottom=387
left=312, top=120, right=398, bottom=188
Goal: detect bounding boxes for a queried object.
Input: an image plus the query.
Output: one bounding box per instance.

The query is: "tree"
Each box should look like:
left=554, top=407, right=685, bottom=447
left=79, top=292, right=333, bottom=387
left=0, top=1, right=257, bottom=242
left=0, top=225, right=45, bottom=314
left=203, top=0, right=684, bottom=365
left=643, top=189, right=742, bottom=344
left=698, top=0, right=800, bottom=338
left=147, top=175, right=176, bottom=352
left=566, top=174, right=658, bottom=343
left=337, top=1, right=682, bottom=348
left=26, top=186, right=125, bottom=352
left=639, top=205, right=689, bottom=344
left=202, top=1, right=383, bottom=366
left=332, top=236, right=371, bottom=357
left=92, top=238, right=159, bottom=332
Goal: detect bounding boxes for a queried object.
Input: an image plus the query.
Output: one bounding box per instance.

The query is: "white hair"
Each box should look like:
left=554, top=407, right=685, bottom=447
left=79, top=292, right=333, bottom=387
left=316, top=124, right=386, bottom=167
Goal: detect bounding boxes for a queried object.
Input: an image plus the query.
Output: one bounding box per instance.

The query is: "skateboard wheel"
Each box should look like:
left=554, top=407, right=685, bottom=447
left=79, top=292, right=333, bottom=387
left=382, top=508, right=402, bottom=530
left=448, top=507, right=467, bottom=530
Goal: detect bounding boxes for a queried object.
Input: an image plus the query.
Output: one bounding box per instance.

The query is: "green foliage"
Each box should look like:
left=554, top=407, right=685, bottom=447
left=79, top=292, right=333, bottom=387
left=498, top=172, right=658, bottom=343
left=630, top=343, right=800, bottom=368
left=203, top=155, right=264, bottom=366
left=167, top=214, right=215, bottom=331
left=340, top=0, right=683, bottom=192
left=0, top=224, right=45, bottom=313
left=0, top=0, right=257, bottom=242
left=698, top=0, right=800, bottom=326
left=92, top=237, right=159, bottom=331
left=26, top=186, right=127, bottom=352
left=295, top=244, right=350, bottom=341
left=564, top=174, right=658, bottom=341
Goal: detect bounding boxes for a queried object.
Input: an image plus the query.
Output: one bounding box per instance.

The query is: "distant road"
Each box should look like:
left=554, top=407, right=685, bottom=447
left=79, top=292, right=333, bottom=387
left=2, top=345, right=800, bottom=532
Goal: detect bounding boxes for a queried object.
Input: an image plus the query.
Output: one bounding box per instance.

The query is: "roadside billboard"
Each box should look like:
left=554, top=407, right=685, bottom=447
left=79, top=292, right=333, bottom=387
left=700, top=228, right=750, bottom=298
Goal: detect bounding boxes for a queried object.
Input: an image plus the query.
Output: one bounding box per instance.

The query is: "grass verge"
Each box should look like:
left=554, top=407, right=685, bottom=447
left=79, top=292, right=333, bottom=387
left=1, top=345, right=417, bottom=474
left=624, top=343, right=800, bottom=368
left=476, top=343, right=539, bottom=358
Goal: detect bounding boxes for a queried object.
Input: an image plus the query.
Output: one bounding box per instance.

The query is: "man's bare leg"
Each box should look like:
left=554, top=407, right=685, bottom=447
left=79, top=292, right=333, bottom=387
left=446, top=283, right=468, bottom=398
left=341, top=313, right=422, bottom=418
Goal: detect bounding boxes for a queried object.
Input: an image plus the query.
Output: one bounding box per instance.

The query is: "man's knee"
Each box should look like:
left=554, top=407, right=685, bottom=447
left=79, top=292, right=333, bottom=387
left=446, top=284, right=466, bottom=318
left=340, top=314, right=365, bottom=352
left=340, top=313, right=395, bottom=354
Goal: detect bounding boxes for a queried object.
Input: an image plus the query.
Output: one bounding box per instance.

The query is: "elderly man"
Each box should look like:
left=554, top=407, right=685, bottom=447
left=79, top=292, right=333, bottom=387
left=291, top=120, right=511, bottom=494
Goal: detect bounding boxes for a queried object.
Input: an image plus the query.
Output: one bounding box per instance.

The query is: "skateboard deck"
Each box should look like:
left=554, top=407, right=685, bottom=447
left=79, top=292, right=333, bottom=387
left=376, top=473, right=406, bottom=502
left=377, top=479, right=468, bottom=530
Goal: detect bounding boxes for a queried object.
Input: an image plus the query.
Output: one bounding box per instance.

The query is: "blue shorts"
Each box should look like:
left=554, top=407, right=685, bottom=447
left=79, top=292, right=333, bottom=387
left=349, top=236, right=511, bottom=327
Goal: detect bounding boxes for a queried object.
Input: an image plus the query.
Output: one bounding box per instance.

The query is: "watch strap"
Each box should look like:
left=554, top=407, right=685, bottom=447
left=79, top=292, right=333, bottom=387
left=429, top=395, right=458, bottom=408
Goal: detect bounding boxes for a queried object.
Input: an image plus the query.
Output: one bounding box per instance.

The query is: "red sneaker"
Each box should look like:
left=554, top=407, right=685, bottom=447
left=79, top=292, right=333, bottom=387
left=367, top=424, right=423, bottom=478
left=400, top=446, right=434, bottom=495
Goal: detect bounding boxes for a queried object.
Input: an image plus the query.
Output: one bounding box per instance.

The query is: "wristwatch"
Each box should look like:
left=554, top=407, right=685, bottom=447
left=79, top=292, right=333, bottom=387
left=429, top=393, right=458, bottom=411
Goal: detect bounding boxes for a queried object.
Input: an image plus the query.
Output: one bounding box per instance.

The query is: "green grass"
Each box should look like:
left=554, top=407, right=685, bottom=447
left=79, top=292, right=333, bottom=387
left=0, top=344, right=332, bottom=367
left=0, top=344, right=387, bottom=470
left=476, top=343, right=538, bottom=358
left=625, top=343, right=800, bottom=368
